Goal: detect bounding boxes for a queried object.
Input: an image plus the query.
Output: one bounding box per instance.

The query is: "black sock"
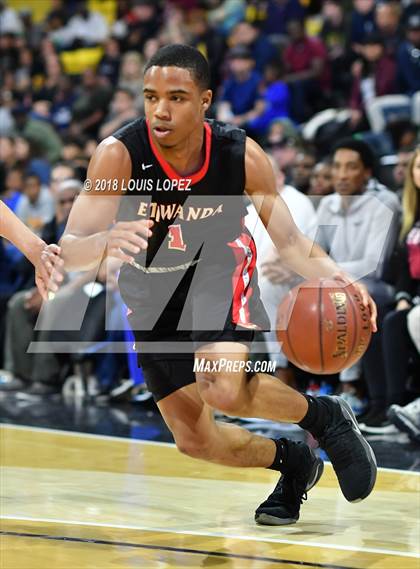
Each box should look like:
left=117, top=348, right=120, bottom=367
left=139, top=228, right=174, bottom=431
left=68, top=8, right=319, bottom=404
left=268, top=438, right=302, bottom=475
left=298, top=394, right=331, bottom=438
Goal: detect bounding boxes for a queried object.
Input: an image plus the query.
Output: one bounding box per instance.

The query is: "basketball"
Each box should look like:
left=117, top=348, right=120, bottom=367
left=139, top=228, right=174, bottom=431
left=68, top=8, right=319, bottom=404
left=277, top=278, right=372, bottom=374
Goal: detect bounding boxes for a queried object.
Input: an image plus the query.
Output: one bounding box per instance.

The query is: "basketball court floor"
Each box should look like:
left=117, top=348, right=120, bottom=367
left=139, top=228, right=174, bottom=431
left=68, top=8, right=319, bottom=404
left=1, top=415, right=419, bottom=569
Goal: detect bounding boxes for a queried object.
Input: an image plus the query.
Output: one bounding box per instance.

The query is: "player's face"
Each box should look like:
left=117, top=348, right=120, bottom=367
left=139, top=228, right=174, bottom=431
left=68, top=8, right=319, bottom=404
left=332, top=149, right=371, bottom=195
left=143, top=66, right=212, bottom=149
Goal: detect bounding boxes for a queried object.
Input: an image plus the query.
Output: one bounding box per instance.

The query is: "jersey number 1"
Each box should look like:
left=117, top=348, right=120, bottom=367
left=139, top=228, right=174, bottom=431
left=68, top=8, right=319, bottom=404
left=168, top=224, right=187, bottom=251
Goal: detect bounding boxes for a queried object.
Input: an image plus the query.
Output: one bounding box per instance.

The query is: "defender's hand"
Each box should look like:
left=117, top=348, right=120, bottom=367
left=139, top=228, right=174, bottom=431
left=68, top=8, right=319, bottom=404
left=35, top=243, right=64, bottom=300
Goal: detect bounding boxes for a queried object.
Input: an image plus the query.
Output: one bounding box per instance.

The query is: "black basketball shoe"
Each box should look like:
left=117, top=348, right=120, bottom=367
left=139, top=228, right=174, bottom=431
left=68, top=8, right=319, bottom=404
left=316, top=396, right=377, bottom=502
left=255, top=440, right=324, bottom=525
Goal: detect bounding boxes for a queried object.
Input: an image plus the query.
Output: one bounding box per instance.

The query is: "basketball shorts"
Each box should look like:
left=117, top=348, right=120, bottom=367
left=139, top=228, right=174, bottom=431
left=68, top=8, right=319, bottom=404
left=119, top=248, right=269, bottom=402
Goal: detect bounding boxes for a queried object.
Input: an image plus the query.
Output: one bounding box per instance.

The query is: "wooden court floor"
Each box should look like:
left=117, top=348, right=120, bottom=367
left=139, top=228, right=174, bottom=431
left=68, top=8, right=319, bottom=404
left=0, top=424, right=419, bottom=569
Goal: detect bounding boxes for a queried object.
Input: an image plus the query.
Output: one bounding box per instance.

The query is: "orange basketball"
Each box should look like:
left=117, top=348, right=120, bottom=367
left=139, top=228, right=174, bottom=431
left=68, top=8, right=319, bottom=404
left=276, top=278, right=372, bottom=374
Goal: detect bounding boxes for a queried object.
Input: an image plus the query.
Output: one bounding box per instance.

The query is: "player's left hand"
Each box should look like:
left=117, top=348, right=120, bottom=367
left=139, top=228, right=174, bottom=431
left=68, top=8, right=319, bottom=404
left=334, top=273, right=377, bottom=333
left=34, top=243, right=65, bottom=300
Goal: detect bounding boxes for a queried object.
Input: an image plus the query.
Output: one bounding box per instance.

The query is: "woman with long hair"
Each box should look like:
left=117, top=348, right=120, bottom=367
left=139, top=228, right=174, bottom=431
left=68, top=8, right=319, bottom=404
left=361, top=147, right=420, bottom=432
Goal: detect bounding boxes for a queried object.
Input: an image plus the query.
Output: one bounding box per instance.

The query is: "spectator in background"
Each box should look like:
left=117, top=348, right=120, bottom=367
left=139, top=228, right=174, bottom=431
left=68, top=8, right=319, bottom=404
left=186, top=8, right=225, bottom=91
left=349, top=32, right=397, bottom=130
left=49, top=0, right=109, bottom=49
left=227, top=21, right=276, bottom=73
left=246, top=61, right=290, bottom=138
left=206, top=0, right=245, bottom=36
left=122, top=0, right=162, bottom=53
left=12, top=105, right=63, bottom=164
left=97, top=38, right=121, bottom=86
left=217, top=45, right=264, bottom=128
left=99, top=88, right=138, bottom=140
left=118, top=51, right=145, bottom=112
left=393, top=148, right=415, bottom=194
left=71, top=68, right=113, bottom=138
left=14, top=136, right=51, bottom=185
left=308, top=159, right=334, bottom=203
left=397, top=13, right=420, bottom=96
left=246, top=156, right=316, bottom=387
left=374, top=0, right=402, bottom=57
left=350, top=0, right=376, bottom=52
left=289, top=147, right=316, bottom=194
left=282, top=19, right=331, bottom=122
left=316, top=139, right=400, bottom=415
left=16, top=173, right=55, bottom=235
left=0, top=1, right=23, bottom=35
left=3, top=167, right=23, bottom=212
left=258, top=0, right=306, bottom=38
left=320, top=0, right=351, bottom=104
left=49, top=162, right=77, bottom=199
left=361, top=147, right=420, bottom=431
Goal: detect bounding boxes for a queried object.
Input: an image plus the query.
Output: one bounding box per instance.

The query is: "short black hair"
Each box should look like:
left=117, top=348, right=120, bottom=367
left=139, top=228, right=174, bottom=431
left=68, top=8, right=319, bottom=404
left=332, top=138, right=376, bottom=171
left=144, top=44, right=210, bottom=90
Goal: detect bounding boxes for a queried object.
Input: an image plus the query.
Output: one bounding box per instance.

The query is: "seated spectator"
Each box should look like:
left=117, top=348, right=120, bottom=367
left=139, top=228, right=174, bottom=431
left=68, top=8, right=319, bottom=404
left=246, top=61, right=290, bottom=138
left=289, top=147, right=316, bottom=194
left=0, top=179, right=82, bottom=396
left=49, top=0, right=109, bottom=50
left=316, top=138, right=401, bottom=415
left=350, top=0, right=376, bottom=52
left=11, top=104, right=63, bottom=164
left=282, top=19, right=331, bottom=122
left=349, top=32, right=397, bottom=130
left=249, top=0, right=306, bottom=38
left=97, top=38, right=121, bottom=86
left=246, top=156, right=316, bottom=386
left=216, top=46, right=264, bottom=128
left=308, top=159, right=334, bottom=204
left=374, top=0, right=403, bottom=57
left=118, top=51, right=145, bottom=112
left=227, top=21, right=276, bottom=73
left=393, top=148, right=415, bottom=194
left=186, top=8, right=225, bottom=91
left=49, top=162, right=77, bottom=198
left=397, top=13, right=420, bottom=96
left=14, top=136, right=51, bottom=185
left=263, top=119, right=300, bottom=175
left=206, top=0, right=245, bottom=36
left=320, top=0, right=352, bottom=105
left=3, top=167, right=24, bottom=212
left=361, top=147, right=420, bottom=431
left=71, top=68, right=113, bottom=138
left=99, top=88, right=140, bottom=141
left=15, top=173, right=55, bottom=235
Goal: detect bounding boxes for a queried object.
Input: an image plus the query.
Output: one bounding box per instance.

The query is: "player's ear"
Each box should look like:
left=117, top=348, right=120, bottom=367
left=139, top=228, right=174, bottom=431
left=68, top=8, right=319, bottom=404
left=201, top=90, right=212, bottom=111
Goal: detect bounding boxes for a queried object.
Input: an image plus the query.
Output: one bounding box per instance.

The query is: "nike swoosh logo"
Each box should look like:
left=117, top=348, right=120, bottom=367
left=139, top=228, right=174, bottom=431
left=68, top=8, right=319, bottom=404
left=142, top=163, right=153, bottom=170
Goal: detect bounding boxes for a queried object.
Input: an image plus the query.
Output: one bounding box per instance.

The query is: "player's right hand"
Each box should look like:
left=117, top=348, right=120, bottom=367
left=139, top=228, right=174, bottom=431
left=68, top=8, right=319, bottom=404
left=106, top=220, right=153, bottom=264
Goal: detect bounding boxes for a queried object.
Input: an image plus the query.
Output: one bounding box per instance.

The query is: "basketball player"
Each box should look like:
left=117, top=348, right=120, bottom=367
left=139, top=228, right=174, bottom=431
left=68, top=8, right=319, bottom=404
left=0, top=200, right=63, bottom=299
left=61, top=45, right=378, bottom=526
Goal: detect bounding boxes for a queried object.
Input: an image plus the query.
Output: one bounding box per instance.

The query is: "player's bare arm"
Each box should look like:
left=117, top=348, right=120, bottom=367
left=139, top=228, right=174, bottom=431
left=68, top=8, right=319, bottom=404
left=244, top=138, right=377, bottom=331
left=0, top=200, right=63, bottom=299
left=60, top=137, right=153, bottom=271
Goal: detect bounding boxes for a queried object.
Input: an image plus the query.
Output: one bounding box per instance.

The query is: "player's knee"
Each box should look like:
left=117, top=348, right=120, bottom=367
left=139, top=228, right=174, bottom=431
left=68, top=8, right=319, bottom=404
left=174, top=432, right=212, bottom=460
left=198, top=378, right=246, bottom=415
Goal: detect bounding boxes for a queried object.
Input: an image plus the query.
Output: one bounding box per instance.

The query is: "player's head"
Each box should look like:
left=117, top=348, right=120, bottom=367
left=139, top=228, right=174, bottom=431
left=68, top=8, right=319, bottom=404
left=332, top=138, right=375, bottom=195
left=143, top=44, right=212, bottom=148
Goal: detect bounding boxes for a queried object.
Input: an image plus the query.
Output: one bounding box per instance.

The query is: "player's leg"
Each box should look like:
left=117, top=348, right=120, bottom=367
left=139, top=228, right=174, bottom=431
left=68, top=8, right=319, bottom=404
left=195, top=341, right=377, bottom=504
left=156, top=374, right=322, bottom=526
left=194, top=341, right=308, bottom=422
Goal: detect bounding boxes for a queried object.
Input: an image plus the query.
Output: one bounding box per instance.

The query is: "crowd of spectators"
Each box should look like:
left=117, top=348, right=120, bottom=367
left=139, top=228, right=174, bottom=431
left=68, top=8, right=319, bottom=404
left=0, top=0, right=419, bottom=439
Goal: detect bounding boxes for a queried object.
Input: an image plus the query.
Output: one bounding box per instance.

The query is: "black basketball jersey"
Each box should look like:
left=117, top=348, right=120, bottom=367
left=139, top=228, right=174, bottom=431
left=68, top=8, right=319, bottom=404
left=113, top=117, right=250, bottom=268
